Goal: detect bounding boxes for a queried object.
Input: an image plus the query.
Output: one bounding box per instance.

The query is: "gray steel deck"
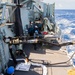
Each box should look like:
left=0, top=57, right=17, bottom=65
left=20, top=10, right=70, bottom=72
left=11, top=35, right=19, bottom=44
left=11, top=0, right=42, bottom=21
left=14, top=44, right=72, bottom=75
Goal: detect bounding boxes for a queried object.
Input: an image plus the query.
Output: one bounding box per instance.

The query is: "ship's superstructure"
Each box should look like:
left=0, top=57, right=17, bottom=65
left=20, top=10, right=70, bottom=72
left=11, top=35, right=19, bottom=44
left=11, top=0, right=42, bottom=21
left=0, top=0, right=15, bottom=72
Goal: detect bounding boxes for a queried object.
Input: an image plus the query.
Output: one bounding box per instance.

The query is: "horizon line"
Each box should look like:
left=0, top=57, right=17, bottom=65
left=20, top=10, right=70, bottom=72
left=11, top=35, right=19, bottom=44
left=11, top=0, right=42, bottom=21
left=55, top=8, right=75, bottom=10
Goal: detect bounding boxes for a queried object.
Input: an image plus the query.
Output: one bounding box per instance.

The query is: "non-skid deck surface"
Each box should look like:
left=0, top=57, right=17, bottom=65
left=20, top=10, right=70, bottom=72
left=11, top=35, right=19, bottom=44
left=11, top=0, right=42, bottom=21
left=14, top=44, right=73, bottom=75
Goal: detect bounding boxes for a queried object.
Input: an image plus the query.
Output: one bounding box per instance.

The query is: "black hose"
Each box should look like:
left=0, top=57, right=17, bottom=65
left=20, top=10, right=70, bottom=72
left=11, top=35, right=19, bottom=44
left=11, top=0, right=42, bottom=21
left=14, top=0, right=23, bottom=36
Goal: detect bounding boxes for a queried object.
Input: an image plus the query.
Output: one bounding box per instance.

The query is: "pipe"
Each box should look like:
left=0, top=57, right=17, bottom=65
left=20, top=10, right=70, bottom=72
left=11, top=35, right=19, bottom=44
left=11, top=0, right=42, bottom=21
left=4, top=36, right=75, bottom=46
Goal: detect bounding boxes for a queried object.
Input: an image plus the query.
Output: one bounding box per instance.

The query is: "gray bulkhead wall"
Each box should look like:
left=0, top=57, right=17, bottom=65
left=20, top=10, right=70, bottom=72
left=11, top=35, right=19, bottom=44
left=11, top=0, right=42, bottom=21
left=0, top=23, right=15, bottom=72
left=0, top=0, right=15, bottom=72
left=20, top=7, right=30, bottom=32
left=1, top=0, right=12, bottom=2
left=49, top=3, right=55, bottom=23
left=20, top=0, right=43, bottom=32
left=42, top=3, right=48, bottom=17
left=42, top=2, right=55, bottom=22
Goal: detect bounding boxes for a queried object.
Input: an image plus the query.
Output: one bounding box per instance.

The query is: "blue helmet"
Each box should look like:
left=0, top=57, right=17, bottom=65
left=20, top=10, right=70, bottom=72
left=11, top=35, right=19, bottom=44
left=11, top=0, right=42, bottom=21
left=7, top=66, right=15, bottom=74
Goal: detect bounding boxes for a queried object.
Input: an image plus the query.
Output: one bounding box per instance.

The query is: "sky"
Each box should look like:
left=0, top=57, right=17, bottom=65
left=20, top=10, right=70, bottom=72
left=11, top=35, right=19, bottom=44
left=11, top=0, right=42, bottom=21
left=43, top=0, right=75, bottom=9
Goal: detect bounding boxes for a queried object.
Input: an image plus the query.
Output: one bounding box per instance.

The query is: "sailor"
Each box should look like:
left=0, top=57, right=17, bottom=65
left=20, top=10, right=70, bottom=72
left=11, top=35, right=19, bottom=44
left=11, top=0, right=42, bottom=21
left=28, top=21, right=35, bottom=36
left=6, top=66, right=15, bottom=75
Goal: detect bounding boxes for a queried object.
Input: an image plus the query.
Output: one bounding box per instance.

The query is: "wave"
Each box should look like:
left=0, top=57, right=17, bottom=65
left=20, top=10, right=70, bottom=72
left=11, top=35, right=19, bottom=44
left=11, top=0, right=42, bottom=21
left=70, top=29, right=75, bottom=35
left=56, top=13, right=75, bottom=16
left=57, top=19, right=71, bottom=25
left=56, top=10, right=75, bottom=67
left=67, top=46, right=75, bottom=54
left=56, top=18, right=75, bottom=29
left=59, top=23, right=75, bottom=40
left=55, top=10, right=75, bottom=16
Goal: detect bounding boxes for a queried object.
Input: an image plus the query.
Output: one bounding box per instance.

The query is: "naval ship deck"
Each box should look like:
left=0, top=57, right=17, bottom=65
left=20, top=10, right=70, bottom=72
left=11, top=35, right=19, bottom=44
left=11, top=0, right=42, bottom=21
left=13, top=43, right=73, bottom=75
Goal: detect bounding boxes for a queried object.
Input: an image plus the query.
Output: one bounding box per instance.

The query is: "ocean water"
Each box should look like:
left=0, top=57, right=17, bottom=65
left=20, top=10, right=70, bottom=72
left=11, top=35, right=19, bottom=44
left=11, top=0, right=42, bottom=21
left=55, top=10, right=75, bottom=66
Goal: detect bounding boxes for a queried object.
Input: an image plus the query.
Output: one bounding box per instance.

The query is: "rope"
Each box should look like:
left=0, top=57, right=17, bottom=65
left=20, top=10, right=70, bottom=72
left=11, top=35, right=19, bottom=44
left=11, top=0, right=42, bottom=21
left=48, top=52, right=75, bottom=65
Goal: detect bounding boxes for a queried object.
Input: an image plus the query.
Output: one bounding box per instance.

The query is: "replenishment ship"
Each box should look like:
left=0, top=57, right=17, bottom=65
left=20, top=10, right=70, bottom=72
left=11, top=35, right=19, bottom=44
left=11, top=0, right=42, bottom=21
left=0, top=0, right=75, bottom=75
